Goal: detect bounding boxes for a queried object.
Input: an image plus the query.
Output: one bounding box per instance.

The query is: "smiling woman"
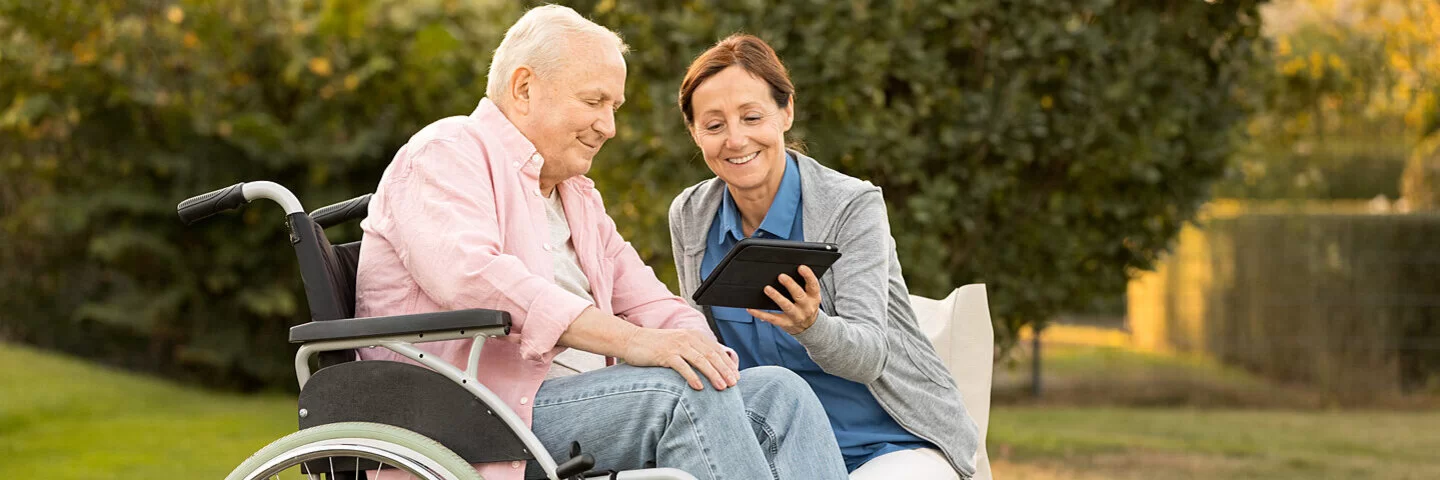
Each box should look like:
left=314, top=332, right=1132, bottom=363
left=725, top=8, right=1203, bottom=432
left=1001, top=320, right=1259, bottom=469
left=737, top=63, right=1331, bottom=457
left=679, top=38, right=797, bottom=233
left=668, top=34, right=982, bottom=479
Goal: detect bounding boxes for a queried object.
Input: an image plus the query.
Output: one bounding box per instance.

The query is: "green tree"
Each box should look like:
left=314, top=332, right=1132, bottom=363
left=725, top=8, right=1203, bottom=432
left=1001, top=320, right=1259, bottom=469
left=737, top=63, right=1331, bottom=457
left=571, top=0, right=1268, bottom=346
left=2, top=0, right=1269, bottom=388
left=0, top=0, right=517, bottom=388
left=1221, top=0, right=1440, bottom=202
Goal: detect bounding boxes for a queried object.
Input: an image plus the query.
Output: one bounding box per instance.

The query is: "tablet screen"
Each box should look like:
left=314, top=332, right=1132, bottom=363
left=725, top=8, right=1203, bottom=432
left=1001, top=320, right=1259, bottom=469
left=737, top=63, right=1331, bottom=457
left=692, top=238, right=841, bottom=310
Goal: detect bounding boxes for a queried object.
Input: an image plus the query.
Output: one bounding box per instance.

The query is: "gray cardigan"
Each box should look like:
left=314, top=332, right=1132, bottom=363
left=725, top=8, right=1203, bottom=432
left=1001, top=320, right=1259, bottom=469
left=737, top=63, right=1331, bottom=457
left=668, top=152, right=980, bottom=478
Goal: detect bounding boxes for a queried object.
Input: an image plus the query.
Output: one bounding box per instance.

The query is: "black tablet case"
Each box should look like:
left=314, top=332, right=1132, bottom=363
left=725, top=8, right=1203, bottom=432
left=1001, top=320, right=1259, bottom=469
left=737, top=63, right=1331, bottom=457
left=691, top=238, right=841, bottom=311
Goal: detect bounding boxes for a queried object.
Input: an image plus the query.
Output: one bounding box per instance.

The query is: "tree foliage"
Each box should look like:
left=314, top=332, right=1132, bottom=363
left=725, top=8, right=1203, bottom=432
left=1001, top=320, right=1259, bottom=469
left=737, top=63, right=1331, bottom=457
left=572, top=0, right=1268, bottom=343
left=1220, top=0, right=1440, bottom=201
left=0, top=0, right=517, bottom=388
left=1, top=0, right=1268, bottom=388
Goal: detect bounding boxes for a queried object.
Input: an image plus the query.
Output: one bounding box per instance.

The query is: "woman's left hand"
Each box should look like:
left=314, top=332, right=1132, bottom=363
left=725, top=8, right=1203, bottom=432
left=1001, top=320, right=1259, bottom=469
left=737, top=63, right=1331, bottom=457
left=748, top=265, right=821, bottom=335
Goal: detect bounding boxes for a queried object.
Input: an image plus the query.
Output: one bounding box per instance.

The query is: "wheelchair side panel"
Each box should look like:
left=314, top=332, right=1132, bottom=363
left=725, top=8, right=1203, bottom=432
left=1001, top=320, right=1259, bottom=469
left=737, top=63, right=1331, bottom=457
left=298, top=360, right=534, bottom=464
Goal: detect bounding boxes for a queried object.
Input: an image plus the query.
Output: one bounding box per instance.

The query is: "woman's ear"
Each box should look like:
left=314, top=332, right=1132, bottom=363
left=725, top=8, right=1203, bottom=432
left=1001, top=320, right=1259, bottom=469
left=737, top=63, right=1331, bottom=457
left=509, top=66, right=535, bottom=115
left=781, top=96, right=795, bottom=132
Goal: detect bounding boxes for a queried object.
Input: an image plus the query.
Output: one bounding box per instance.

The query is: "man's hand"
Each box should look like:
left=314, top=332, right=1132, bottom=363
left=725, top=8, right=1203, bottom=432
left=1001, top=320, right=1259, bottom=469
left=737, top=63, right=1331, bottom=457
left=620, top=327, right=739, bottom=391
left=558, top=306, right=738, bottom=391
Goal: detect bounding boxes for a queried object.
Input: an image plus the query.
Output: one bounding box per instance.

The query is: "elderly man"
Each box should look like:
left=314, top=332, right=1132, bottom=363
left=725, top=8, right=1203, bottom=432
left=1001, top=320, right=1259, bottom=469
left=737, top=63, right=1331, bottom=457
left=353, top=5, right=846, bottom=480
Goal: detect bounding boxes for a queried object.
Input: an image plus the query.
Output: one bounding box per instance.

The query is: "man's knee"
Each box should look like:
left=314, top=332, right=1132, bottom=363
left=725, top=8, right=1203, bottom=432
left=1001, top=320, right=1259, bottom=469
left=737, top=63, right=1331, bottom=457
left=739, top=366, right=819, bottom=404
left=620, top=365, right=742, bottom=400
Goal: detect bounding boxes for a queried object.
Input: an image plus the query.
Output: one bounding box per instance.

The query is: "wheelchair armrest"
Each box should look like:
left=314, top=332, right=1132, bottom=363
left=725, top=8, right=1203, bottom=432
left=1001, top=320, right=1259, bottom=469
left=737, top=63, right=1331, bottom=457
left=289, top=308, right=511, bottom=344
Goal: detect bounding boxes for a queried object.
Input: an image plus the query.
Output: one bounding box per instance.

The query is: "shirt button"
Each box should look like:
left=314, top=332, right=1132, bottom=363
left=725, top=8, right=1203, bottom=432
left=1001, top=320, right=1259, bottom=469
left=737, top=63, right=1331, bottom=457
left=542, top=244, right=552, bottom=252
left=520, top=396, right=530, bottom=405
left=533, top=190, right=542, bottom=197
left=512, top=161, right=520, bottom=168
left=511, top=461, right=521, bottom=469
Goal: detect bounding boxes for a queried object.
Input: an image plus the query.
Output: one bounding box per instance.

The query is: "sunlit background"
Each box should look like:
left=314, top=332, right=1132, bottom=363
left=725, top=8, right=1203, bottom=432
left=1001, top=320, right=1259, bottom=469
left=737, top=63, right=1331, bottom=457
left=2, top=0, right=1437, bottom=478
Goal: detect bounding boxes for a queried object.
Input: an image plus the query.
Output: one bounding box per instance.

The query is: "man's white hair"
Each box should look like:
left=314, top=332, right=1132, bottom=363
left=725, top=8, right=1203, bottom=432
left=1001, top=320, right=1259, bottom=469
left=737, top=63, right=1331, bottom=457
left=486, top=5, right=629, bottom=107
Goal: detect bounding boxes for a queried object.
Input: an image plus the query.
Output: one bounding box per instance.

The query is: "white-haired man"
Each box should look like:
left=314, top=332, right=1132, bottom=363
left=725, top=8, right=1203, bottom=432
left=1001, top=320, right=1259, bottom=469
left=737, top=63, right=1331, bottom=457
left=354, top=5, right=847, bottom=480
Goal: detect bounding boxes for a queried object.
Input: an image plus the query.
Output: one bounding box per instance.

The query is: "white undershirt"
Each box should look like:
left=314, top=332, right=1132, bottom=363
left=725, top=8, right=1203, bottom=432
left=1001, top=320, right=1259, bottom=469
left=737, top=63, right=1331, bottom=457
left=543, top=189, right=606, bottom=378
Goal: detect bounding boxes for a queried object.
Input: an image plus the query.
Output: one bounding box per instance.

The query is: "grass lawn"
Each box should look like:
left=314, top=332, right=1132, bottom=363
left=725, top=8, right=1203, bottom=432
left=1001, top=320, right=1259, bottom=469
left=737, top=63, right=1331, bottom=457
left=0, top=343, right=295, bottom=478
left=989, top=407, right=1440, bottom=479
left=3, top=342, right=1438, bottom=479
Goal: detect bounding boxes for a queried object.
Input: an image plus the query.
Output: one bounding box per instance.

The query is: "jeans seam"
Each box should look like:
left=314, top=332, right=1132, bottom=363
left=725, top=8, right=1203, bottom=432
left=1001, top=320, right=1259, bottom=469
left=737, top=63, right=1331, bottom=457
left=676, top=395, right=721, bottom=480
left=747, top=409, right=780, bottom=480
left=532, top=383, right=724, bottom=479
left=532, top=383, right=685, bottom=408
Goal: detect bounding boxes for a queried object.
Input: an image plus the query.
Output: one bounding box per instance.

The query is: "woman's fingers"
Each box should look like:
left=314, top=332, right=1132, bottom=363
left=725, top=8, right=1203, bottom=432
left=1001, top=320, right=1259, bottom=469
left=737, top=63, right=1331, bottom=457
left=777, top=273, right=808, bottom=304
left=748, top=307, right=786, bottom=326
left=763, top=285, right=802, bottom=319
left=798, top=265, right=821, bottom=297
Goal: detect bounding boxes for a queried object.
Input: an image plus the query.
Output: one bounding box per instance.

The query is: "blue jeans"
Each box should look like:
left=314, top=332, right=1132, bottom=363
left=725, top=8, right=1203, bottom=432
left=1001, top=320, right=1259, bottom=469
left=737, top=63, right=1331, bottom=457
left=524, top=364, right=847, bottom=480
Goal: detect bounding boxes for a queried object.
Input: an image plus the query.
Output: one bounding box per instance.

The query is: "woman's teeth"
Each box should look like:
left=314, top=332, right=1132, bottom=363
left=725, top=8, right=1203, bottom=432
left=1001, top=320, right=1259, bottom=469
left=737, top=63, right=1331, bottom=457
left=726, top=152, right=759, bottom=165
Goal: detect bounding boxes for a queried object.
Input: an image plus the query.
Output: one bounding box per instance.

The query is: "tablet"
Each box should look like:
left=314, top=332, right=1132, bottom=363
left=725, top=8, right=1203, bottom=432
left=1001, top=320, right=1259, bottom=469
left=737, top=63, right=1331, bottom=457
left=692, top=238, right=841, bottom=310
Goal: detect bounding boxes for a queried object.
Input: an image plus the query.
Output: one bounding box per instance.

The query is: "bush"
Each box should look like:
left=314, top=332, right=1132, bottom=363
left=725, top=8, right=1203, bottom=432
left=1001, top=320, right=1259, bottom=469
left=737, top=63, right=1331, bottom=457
left=1, top=0, right=1268, bottom=388
left=0, top=0, right=518, bottom=389
left=573, top=0, right=1268, bottom=345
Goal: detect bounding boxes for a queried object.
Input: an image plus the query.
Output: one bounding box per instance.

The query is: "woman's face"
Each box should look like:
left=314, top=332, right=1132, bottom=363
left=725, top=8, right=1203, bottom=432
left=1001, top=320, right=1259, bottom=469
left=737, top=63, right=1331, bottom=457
left=688, top=65, right=794, bottom=195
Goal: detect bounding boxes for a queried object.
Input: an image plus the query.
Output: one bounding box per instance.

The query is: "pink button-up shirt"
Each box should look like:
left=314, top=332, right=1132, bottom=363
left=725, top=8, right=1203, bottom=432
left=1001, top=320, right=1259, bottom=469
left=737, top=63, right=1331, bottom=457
left=355, top=98, right=715, bottom=479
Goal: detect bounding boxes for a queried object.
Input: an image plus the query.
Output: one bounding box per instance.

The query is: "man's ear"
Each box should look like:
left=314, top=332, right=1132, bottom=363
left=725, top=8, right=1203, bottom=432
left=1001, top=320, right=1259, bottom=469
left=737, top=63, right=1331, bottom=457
left=509, top=66, right=535, bottom=115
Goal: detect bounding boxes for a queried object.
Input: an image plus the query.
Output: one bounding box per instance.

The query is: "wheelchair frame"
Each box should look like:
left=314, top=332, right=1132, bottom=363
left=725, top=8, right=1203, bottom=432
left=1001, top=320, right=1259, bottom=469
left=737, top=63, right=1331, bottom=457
left=179, top=181, right=696, bottom=480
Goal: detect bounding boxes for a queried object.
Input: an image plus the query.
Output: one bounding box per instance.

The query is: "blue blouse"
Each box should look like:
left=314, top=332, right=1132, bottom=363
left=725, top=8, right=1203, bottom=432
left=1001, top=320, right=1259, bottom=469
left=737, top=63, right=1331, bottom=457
left=699, top=153, right=931, bottom=471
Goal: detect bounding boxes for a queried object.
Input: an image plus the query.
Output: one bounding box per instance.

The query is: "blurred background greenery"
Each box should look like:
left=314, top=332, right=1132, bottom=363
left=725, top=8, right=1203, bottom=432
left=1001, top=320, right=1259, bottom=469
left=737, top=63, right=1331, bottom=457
left=3, top=0, right=1439, bottom=478
left=0, top=0, right=1266, bottom=390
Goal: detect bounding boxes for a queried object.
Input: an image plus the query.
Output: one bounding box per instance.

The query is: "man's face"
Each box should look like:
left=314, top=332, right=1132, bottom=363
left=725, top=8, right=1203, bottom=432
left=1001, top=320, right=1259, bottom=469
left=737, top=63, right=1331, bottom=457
left=514, top=39, right=627, bottom=186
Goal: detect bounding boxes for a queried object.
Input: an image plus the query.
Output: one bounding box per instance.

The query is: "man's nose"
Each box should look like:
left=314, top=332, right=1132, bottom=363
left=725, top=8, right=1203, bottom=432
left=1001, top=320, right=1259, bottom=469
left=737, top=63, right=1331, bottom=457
left=594, top=109, right=617, bottom=140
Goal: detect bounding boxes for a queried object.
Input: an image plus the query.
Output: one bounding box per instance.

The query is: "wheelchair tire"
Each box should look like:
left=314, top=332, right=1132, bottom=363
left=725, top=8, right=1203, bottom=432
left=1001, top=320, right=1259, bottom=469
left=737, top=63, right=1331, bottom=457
left=226, top=421, right=484, bottom=480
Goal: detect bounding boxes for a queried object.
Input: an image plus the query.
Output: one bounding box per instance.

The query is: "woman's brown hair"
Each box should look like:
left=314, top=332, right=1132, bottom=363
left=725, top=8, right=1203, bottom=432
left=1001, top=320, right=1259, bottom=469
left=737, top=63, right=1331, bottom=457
left=678, top=34, right=794, bottom=126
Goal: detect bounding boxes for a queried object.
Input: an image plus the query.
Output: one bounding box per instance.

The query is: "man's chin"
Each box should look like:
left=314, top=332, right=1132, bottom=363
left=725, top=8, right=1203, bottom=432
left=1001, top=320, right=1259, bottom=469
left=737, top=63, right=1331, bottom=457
left=572, top=156, right=594, bottom=177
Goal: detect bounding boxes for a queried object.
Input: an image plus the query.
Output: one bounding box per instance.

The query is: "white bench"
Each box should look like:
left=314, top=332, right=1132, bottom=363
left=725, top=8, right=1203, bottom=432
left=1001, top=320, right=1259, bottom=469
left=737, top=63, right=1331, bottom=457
left=559, top=285, right=996, bottom=479
left=910, top=284, right=994, bottom=480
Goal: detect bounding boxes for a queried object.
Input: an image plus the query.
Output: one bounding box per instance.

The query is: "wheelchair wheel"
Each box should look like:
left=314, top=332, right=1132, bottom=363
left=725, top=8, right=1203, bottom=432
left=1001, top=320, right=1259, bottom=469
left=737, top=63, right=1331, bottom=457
left=226, top=422, right=484, bottom=480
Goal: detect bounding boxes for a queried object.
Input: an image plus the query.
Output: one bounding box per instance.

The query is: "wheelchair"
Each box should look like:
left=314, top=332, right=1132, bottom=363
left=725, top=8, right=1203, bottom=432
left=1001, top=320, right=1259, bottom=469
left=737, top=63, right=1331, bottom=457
left=178, top=181, right=697, bottom=480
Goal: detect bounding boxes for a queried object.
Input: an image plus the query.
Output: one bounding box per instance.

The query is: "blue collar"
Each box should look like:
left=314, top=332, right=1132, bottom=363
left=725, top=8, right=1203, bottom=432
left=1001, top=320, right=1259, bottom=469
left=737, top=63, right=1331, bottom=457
left=715, top=152, right=802, bottom=243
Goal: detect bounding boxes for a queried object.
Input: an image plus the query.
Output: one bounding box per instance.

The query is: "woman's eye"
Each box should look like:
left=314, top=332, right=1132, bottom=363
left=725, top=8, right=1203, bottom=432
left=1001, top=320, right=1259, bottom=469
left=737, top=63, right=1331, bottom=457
left=706, top=123, right=723, bottom=132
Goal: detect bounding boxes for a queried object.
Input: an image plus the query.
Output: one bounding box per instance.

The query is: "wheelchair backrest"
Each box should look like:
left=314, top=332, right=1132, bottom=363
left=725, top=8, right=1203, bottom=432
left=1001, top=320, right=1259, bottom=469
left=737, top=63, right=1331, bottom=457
left=293, top=193, right=372, bottom=322
left=292, top=194, right=371, bottom=365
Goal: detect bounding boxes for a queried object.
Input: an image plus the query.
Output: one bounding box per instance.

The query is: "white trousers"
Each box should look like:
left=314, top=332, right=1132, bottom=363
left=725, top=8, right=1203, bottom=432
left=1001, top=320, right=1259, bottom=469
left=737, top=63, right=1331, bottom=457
left=849, top=448, right=960, bottom=480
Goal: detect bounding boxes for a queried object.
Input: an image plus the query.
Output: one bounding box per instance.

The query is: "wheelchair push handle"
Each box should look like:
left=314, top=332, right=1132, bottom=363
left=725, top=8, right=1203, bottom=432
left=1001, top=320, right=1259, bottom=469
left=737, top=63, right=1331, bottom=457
left=177, top=183, right=248, bottom=225
left=310, top=193, right=372, bottom=229
left=177, top=181, right=306, bottom=226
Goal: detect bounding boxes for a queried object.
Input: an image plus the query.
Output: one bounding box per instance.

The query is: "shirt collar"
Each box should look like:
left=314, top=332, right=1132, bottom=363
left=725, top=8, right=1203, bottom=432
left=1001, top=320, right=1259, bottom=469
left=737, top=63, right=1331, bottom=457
left=471, top=97, right=539, bottom=165
left=714, top=152, right=801, bottom=243
left=471, top=98, right=596, bottom=192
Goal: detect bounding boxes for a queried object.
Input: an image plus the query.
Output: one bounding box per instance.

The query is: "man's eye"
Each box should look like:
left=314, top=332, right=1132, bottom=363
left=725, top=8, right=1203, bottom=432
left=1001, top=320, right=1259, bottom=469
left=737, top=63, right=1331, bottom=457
left=585, top=99, right=601, bottom=106
left=744, top=116, right=762, bottom=123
